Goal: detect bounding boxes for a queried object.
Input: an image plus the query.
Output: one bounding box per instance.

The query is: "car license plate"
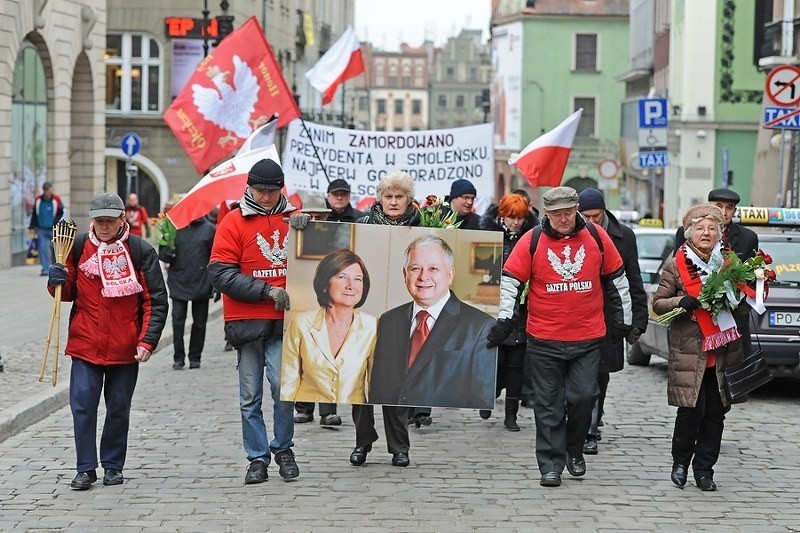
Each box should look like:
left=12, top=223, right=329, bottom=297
left=769, top=311, right=800, bottom=327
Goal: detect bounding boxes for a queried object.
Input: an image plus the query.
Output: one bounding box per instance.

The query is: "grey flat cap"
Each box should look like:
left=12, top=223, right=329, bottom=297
left=542, top=187, right=579, bottom=211
left=89, top=192, right=125, bottom=218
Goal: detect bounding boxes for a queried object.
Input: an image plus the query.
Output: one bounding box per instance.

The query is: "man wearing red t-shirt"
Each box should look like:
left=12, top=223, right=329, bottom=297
left=125, top=194, right=150, bottom=238
left=488, top=187, right=632, bottom=488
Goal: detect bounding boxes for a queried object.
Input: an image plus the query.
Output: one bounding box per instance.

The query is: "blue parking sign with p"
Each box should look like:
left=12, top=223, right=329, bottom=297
left=638, top=98, right=668, bottom=128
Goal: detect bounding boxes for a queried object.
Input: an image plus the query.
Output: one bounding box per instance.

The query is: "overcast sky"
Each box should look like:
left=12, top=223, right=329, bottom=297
left=354, top=0, right=491, bottom=51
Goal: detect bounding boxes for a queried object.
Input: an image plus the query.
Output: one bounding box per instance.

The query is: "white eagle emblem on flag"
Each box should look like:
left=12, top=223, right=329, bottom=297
left=192, top=55, right=267, bottom=148
left=257, top=230, right=288, bottom=267
left=102, top=255, right=129, bottom=279
left=547, top=244, right=585, bottom=281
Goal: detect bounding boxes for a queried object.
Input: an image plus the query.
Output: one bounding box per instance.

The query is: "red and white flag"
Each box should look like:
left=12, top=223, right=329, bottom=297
left=164, top=17, right=300, bottom=174
left=167, top=145, right=280, bottom=229
left=508, top=109, right=583, bottom=188
left=306, top=26, right=365, bottom=105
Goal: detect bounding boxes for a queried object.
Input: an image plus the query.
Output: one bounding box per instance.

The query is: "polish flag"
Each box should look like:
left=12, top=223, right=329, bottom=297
left=306, top=26, right=365, bottom=105
left=167, top=145, right=280, bottom=229
left=508, top=109, right=583, bottom=188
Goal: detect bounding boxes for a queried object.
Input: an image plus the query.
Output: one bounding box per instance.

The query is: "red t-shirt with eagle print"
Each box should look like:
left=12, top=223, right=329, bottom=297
left=210, top=209, right=288, bottom=321
left=503, top=225, right=623, bottom=342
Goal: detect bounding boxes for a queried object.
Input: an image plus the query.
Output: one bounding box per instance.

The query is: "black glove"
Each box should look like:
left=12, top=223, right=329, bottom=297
left=625, top=327, right=642, bottom=345
left=265, top=286, right=291, bottom=311
left=162, top=247, right=177, bottom=262
left=48, top=263, right=68, bottom=287
left=486, top=320, right=514, bottom=348
left=678, top=296, right=702, bottom=312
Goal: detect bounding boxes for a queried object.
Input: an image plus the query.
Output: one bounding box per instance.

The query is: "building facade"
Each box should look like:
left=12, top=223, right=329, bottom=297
left=491, top=0, right=630, bottom=208
left=0, top=0, right=107, bottom=269
left=351, top=43, right=430, bottom=132
left=104, top=0, right=353, bottom=221
left=428, top=29, right=491, bottom=130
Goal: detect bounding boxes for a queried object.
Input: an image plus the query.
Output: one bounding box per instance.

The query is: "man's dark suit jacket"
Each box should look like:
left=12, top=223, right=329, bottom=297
left=368, top=291, right=496, bottom=409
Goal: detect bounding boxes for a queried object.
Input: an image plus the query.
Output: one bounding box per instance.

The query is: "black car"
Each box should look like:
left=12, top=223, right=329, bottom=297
left=629, top=228, right=800, bottom=380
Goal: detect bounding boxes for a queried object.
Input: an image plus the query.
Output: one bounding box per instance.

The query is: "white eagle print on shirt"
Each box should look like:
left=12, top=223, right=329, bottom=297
left=257, top=230, right=288, bottom=267
left=547, top=244, right=585, bottom=281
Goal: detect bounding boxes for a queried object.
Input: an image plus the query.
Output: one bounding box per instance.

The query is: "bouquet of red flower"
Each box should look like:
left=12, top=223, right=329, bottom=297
left=657, top=249, right=775, bottom=325
left=418, top=195, right=461, bottom=228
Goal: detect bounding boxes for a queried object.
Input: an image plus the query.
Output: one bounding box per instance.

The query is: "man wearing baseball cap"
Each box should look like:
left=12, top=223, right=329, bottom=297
left=47, top=192, right=167, bottom=490
left=489, top=186, right=632, bottom=487
left=325, top=179, right=366, bottom=223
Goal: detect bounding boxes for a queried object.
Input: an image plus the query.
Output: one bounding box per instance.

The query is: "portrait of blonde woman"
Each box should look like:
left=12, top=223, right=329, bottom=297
left=281, top=249, right=377, bottom=404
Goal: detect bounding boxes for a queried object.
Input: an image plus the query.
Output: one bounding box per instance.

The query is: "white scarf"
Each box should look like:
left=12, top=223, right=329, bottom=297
left=79, top=222, right=143, bottom=297
left=683, top=241, right=738, bottom=333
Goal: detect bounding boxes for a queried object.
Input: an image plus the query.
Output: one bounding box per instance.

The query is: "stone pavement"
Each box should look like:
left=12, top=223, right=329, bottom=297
left=2, top=265, right=800, bottom=531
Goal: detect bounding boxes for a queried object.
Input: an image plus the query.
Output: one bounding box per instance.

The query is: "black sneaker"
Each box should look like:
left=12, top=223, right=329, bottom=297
left=274, top=449, right=300, bottom=481
left=172, top=361, right=185, bottom=370
left=244, top=459, right=268, bottom=485
left=320, top=414, right=342, bottom=426
left=70, top=470, right=97, bottom=490
left=103, top=469, right=124, bottom=486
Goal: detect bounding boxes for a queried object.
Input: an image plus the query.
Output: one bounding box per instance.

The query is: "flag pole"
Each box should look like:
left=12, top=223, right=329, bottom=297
left=298, top=117, right=331, bottom=184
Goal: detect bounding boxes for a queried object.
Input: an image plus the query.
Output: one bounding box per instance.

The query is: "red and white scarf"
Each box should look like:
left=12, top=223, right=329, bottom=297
left=677, top=242, right=740, bottom=352
left=79, top=222, right=143, bottom=297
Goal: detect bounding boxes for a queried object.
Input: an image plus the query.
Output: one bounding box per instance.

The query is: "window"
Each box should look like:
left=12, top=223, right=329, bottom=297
left=575, top=34, right=597, bottom=72
left=412, top=99, right=422, bottom=115
left=475, top=94, right=483, bottom=108
left=394, top=99, right=404, bottom=114
left=446, top=66, right=454, bottom=80
left=105, top=33, right=162, bottom=112
left=389, top=76, right=398, bottom=88
left=469, top=67, right=478, bottom=81
left=574, top=97, right=596, bottom=137
left=358, top=96, right=368, bottom=111
left=437, top=94, right=447, bottom=108
left=402, top=76, right=411, bottom=88
left=456, top=95, right=464, bottom=108
left=11, top=43, right=48, bottom=256
left=377, top=99, right=386, bottom=114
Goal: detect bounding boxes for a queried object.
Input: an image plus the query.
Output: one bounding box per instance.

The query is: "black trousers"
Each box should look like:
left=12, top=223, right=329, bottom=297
left=671, top=366, right=730, bottom=479
left=497, top=344, right=525, bottom=398
left=528, top=336, right=601, bottom=474
left=172, top=298, right=209, bottom=364
left=294, top=402, right=337, bottom=416
left=352, top=404, right=410, bottom=454
left=588, top=372, right=611, bottom=437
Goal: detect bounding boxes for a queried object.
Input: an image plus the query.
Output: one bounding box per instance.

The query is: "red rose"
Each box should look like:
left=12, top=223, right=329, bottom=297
left=767, top=269, right=777, bottom=281
left=424, top=195, right=438, bottom=207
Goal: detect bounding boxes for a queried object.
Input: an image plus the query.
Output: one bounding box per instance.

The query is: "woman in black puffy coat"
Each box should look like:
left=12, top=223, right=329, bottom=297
left=479, top=194, right=535, bottom=430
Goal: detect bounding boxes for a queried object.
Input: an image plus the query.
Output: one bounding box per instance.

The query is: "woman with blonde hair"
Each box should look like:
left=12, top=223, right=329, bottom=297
left=282, top=250, right=376, bottom=404
left=652, top=203, right=746, bottom=492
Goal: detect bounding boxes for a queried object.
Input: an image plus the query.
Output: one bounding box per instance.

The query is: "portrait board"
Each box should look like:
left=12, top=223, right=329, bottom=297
left=281, top=222, right=501, bottom=410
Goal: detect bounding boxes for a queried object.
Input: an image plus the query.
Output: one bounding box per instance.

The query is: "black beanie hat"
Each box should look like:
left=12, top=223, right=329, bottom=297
left=578, top=188, right=606, bottom=211
left=247, top=159, right=284, bottom=190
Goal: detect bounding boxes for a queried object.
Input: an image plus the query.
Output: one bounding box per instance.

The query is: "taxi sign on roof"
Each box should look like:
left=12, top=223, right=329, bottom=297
left=638, top=218, right=664, bottom=227
left=734, top=206, right=800, bottom=226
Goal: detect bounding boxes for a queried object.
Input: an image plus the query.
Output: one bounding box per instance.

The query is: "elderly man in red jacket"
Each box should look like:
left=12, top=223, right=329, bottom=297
left=47, top=192, right=167, bottom=490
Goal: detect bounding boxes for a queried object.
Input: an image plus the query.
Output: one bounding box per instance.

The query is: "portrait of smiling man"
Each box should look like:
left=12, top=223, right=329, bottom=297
left=367, top=235, right=496, bottom=409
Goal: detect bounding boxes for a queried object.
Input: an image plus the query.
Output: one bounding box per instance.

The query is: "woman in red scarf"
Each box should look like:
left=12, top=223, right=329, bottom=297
left=652, top=203, right=746, bottom=492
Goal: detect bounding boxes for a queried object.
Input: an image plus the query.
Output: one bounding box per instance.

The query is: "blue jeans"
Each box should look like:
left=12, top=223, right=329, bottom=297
left=237, top=336, right=294, bottom=463
left=69, top=358, right=139, bottom=472
left=37, top=228, right=53, bottom=274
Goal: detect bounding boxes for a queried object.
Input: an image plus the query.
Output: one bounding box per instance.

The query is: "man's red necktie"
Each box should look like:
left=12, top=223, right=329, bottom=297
left=408, top=310, right=430, bottom=368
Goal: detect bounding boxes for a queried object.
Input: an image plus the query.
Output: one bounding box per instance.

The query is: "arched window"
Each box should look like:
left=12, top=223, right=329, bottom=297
left=11, top=42, right=48, bottom=257
left=105, top=33, right=163, bottom=113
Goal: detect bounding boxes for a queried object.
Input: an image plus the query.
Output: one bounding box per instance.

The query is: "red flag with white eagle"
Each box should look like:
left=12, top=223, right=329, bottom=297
left=508, top=109, right=583, bottom=188
left=164, top=17, right=299, bottom=173
left=166, top=145, right=280, bottom=229
left=306, top=26, right=365, bottom=105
